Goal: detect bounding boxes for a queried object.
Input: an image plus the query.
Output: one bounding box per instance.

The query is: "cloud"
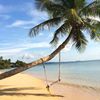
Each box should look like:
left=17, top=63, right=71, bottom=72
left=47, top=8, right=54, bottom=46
left=7, top=20, right=34, bottom=28
left=1, top=1, right=48, bottom=29
left=0, top=42, right=12, bottom=46
left=23, top=2, right=48, bottom=20
left=47, top=32, right=54, bottom=38
left=16, top=52, right=42, bottom=63
left=22, top=53, right=34, bottom=59
left=7, top=11, right=48, bottom=29
left=56, top=40, right=73, bottom=52
left=62, top=43, right=72, bottom=52
left=38, top=33, right=43, bottom=36
left=29, top=9, right=48, bottom=20
left=0, top=41, right=51, bottom=62
left=21, top=42, right=50, bottom=48
left=0, top=42, right=50, bottom=56
left=0, top=48, right=24, bottom=54
left=0, top=4, right=11, bottom=21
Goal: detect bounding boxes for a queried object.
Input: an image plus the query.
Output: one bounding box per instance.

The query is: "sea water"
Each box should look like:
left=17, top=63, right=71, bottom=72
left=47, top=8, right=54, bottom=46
left=25, top=60, right=100, bottom=88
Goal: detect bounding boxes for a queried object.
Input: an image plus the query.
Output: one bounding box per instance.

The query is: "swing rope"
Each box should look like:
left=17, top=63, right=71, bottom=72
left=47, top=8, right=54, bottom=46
left=41, top=52, right=61, bottom=93
left=41, top=58, right=50, bottom=93
left=58, top=51, right=61, bottom=81
left=49, top=52, right=61, bottom=86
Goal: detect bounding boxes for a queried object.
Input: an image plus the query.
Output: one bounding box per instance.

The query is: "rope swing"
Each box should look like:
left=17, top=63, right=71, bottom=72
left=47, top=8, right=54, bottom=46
left=41, top=52, right=61, bottom=93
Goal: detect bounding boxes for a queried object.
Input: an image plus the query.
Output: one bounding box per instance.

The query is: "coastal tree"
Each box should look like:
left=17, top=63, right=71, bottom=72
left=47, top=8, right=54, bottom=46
left=0, top=57, right=26, bottom=69
left=0, top=57, right=11, bottom=69
left=0, top=0, right=100, bottom=79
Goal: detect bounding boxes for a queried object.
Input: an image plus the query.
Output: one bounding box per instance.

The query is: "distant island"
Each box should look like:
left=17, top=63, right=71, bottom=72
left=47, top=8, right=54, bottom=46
left=46, top=60, right=100, bottom=64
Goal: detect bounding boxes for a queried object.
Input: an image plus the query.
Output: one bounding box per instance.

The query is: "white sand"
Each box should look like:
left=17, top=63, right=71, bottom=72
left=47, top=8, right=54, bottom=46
left=0, top=73, right=61, bottom=100
left=0, top=72, right=100, bottom=100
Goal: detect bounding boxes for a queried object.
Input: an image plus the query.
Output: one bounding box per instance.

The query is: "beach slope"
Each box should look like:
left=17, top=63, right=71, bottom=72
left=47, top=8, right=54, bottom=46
left=0, top=73, right=61, bottom=100
left=0, top=72, right=100, bottom=100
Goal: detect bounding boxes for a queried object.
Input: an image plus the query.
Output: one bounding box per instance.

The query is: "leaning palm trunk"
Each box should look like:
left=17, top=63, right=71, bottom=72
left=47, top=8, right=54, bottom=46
left=0, top=30, right=73, bottom=80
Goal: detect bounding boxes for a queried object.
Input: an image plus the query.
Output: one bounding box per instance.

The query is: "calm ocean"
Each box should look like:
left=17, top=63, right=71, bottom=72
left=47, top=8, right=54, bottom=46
left=25, top=60, right=100, bottom=88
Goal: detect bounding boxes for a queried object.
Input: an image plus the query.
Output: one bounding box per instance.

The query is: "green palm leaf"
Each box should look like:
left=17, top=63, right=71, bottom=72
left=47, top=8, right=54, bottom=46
left=29, top=17, right=62, bottom=37
left=75, top=0, right=86, bottom=10
left=83, top=18, right=100, bottom=40
left=72, top=29, right=88, bottom=52
left=35, top=0, right=67, bottom=18
left=35, top=0, right=52, bottom=11
left=80, top=0, right=100, bottom=17
left=50, top=21, right=70, bottom=45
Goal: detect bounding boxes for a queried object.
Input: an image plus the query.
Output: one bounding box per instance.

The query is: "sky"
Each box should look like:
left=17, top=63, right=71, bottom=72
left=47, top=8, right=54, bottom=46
left=0, top=0, right=100, bottom=62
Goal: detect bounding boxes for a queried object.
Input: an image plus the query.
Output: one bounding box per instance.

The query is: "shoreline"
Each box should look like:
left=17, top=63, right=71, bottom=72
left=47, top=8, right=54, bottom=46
left=0, top=72, right=100, bottom=100
left=30, top=74, right=100, bottom=100
left=26, top=72, right=100, bottom=92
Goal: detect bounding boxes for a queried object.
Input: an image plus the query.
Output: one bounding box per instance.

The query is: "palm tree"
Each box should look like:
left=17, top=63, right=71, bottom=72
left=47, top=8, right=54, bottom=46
left=0, top=0, right=100, bottom=79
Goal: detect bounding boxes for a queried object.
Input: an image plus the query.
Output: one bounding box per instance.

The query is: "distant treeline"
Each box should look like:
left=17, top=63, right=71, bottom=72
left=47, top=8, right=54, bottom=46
left=0, top=56, right=26, bottom=69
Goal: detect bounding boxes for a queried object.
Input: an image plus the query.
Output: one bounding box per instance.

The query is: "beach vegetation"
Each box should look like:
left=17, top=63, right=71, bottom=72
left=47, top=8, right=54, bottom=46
left=0, top=56, right=26, bottom=69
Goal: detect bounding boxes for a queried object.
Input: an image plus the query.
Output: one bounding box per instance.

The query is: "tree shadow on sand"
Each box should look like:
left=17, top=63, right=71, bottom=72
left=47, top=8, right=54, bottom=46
left=0, top=85, right=10, bottom=88
left=0, top=87, right=64, bottom=97
left=0, top=87, right=41, bottom=91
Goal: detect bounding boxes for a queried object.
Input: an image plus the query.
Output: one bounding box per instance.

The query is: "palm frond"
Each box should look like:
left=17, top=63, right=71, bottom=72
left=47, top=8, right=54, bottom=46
left=50, top=21, right=70, bottom=45
left=50, top=36, right=59, bottom=46
left=79, top=0, right=100, bottom=17
left=83, top=20, right=100, bottom=40
left=83, top=21, right=96, bottom=39
left=47, top=4, right=67, bottom=18
left=95, top=33, right=100, bottom=41
left=35, top=0, right=52, bottom=11
left=54, top=0, right=76, bottom=9
left=72, top=29, right=88, bottom=52
left=35, top=0, right=67, bottom=18
left=93, top=21, right=100, bottom=30
left=62, top=0, right=76, bottom=9
left=75, top=0, right=86, bottom=10
left=91, top=22, right=100, bottom=41
left=29, top=17, right=62, bottom=37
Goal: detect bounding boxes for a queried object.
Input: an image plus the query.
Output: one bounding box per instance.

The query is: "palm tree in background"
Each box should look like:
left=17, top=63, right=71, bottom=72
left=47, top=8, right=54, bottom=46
left=0, top=0, right=100, bottom=79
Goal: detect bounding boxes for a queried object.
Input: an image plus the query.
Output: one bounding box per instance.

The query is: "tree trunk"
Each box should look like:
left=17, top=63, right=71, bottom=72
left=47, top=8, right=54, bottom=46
left=0, top=31, right=73, bottom=80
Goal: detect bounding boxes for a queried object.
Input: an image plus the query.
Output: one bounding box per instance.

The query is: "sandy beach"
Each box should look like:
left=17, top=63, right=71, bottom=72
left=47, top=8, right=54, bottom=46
left=0, top=72, right=100, bottom=100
